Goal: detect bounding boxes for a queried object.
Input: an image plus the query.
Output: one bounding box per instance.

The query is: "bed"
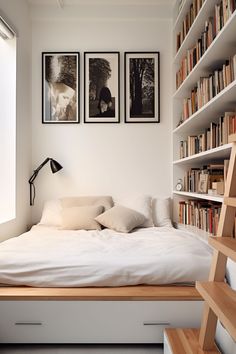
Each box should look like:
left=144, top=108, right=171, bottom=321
left=0, top=224, right=211, bottom=343
left=0, top=196, right=212, bottom=343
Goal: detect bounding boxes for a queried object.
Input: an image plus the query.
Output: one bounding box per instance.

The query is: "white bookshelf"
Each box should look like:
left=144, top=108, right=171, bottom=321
left=173, top=0, right=220, bottom=66
left=173, top=80, right=236, bottom=134
left=173, top=143, right=232, bottom=165
left=172, top=0, right=236, bottom=229
left=173, top=191, right=223, bottom=203
left=174, top=11, right=236, bottom=98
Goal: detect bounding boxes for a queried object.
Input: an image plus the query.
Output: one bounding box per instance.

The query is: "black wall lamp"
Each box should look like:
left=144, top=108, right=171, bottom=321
left=29, top=158, right=63, bottom=206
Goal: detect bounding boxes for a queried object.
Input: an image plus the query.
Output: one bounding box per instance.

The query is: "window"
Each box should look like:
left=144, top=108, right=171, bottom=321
left=0, top=17, right=16, bottom=223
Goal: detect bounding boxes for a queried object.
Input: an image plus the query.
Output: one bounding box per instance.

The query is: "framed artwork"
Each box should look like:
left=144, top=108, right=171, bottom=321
left=42, top=52, right=80, bottom=123
left=124, top=52, right=160, bottom=123
left=84, top=52, right=120, bottom=123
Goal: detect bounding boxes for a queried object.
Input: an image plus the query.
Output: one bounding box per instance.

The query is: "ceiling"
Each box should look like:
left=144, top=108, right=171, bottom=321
left=28, top=0, right=175, bottom=6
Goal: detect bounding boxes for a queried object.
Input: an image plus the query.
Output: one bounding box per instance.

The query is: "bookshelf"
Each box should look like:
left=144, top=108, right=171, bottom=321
left=172, top=0, right=236, bottom=233
left=173, top=191, right=223, bottom=203
left=174, top=10, right=236, bottom=96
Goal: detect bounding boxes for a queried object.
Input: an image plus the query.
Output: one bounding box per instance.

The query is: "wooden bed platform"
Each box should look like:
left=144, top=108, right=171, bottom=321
left=0, top=285, right=202, bottom=301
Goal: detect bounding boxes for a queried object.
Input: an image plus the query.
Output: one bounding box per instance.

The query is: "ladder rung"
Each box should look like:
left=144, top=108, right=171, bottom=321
left=165, top=328, right=220, bottom=354
left=209, top=237, right=236, bottom=262
left=224, top=197, right=236, bottom=207
left=228, top=134, right=236, bottom=143
left=196, top=282, right=236, bottom=342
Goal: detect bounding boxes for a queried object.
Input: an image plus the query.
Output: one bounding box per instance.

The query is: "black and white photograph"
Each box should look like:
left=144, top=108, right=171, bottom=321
left=84, top=52, right=120, bottom=123
left=125, top=52, right=160, bottom=123
left=42, top=52, right=80, bottom=123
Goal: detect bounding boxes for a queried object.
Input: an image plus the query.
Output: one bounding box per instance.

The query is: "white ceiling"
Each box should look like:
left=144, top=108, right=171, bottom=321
left=28, top=0, right=175, bottom=5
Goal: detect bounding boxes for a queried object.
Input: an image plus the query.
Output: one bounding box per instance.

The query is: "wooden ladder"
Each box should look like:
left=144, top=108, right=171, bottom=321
left=165, top=134, right=236, bottom=354
left=197, top=133, right=236, bottom=351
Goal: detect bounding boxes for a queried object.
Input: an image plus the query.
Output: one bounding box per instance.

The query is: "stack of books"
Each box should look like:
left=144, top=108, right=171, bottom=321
left=179, top=112, right=236, bottom=158
left=176, top=0, right=205, bottom=53
left=182, top=161, right=229, bottom=194
left=176, top=0, right=236, bottom=88
left=178, top=199, right=222, bottom=235
left=181, top=54, right=236, bottom=121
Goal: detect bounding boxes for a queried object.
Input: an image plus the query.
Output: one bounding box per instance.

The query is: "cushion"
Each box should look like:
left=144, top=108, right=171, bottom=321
left=226, top=259, right=236, bottom=290
left=152, top=197, right=172, bottom=227
left=95, top=205, right=146, bottom=233
left=61, top=196, right=113, bottom=211
left=39, top=199, right=62, bottom=227
left=114, top=195, right=153, bottom=227
left=61, top=205, right=104, bottom=230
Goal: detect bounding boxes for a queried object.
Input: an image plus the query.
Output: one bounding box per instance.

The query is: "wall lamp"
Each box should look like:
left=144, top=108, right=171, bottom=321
left=29, top=158, right=63, bottom=206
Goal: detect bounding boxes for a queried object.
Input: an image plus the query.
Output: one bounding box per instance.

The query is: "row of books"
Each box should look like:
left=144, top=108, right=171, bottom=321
left=176, top=0, right=205, bottom=53
left=178, top=200, right=221, bottom=235
left=182, top=162, right=229, bottom=195
left=181, top=55, right=236, bottom=121
left=176, top=1, right=236, bottom=88
left=179, top=112, right=236, bottom=158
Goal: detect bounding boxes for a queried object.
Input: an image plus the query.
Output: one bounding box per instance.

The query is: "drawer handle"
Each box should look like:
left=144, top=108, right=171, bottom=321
left=143, top=321, right=170, bottom=326
left=15, top=322, right=42, bottom=326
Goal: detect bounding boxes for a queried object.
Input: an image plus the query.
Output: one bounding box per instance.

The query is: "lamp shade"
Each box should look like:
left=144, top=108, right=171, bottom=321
left=50, top=159, right=63, bottom=174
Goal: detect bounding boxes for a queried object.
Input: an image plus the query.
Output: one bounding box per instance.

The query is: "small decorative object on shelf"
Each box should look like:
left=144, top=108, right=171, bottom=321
left=175, top=178, right=183, bottom=191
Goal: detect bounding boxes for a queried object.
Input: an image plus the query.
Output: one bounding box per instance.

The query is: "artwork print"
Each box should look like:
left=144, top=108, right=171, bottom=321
left=84, top=52, right=120, bottom=123
left=125, top=52, right=160, bottom=123
left=42, top=52, right=80, bottom=123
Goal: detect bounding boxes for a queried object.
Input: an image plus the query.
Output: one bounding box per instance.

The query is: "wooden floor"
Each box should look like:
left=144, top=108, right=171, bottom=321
left=0, top=285, right=201, bottom=301
left=0, top=344, right=163, bottom=354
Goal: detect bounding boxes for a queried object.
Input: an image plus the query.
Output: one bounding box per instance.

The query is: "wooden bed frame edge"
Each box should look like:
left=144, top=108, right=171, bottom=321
left=0, top=285, right=202, bottom=301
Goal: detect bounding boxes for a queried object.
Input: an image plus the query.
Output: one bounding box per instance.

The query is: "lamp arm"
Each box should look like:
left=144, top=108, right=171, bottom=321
left=28, top=158, right=50, bottom=184
left=33, top=157, right=50, bottom=173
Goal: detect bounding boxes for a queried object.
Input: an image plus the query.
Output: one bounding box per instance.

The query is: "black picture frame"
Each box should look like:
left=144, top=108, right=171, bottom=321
left=84, top=52, right=120, bottom=123
left=42, top=52, right=80, bottom=124
left=124, top=52, right=160, bottom=123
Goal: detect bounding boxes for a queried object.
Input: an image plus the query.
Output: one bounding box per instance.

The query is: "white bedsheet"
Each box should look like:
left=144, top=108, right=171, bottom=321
left=0, top=226, right=212, bottom=287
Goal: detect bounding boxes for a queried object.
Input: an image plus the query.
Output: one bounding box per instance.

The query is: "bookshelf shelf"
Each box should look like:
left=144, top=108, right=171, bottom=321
left=174, top=11, right=236, bottom=98
left=173, top=80, right=236, bottom=134
left=173, top=0, right=219, bottom=67
left=173, top=191, right=223, bottom=203
left=172, top=0, right=236, bottom=228
left=173, top=143, right=232, bottom=165
left=173, top=0, right=192, bottom=33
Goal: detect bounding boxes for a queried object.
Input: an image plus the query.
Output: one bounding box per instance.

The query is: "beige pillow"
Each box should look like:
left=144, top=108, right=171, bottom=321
left=95, top=205, right=146, bottom=233
left=61, top=196, right=113, bottom=211
left=61, top=205, right=104, bottom=230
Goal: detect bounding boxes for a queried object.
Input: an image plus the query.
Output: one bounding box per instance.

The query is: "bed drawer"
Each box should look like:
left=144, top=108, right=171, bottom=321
left=0, top=301, right=203, bottom=343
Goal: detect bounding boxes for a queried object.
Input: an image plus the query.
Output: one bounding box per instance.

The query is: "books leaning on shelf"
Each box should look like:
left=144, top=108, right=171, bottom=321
left=176, top=1, right=236, bottom=88
left=179, top=112, right=236, bottom=158
left=181, top=54, right=236, bottom=122
left=178, top=199, right=236, bottom=236
left=183, top=161, right=229, bottom=195
left=176, top=0, right=205, bottom=53
left=178, top=199, right=221, bottom=235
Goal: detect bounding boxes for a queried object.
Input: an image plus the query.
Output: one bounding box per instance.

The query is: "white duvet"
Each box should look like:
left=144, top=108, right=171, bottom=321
left=0, top=225, right=212, bottom=287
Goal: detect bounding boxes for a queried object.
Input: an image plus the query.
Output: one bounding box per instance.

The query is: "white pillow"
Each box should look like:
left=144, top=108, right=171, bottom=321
left=39, top=199, right=62, bottom=227
left=152, top=197, right=172, bottom=227
left=95, top=205, right=146, bottom=233
left=114, top=195, right=153, bottom=227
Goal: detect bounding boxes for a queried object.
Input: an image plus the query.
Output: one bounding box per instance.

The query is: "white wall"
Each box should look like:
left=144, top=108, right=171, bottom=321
left=30, top=1, right=173, bottom=222
left=0, top=0, right=31, bottom=241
